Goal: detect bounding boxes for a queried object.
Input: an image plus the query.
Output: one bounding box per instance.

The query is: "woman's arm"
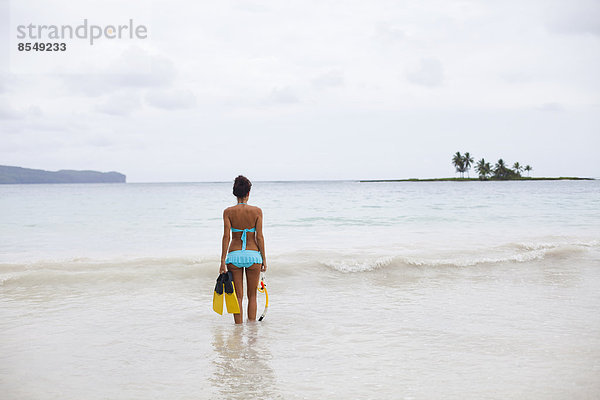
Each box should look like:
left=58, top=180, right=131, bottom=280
left=255, top=208, right=267, bottom=271
left=220, top=210, right=231, bottom=273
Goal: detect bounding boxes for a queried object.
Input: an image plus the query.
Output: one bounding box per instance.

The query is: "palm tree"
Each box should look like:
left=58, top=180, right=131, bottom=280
left=452, top=152, right=465, bottom=178
left=512, top=162, right=523, bottom=177
left=524, top=165, right=532, bottom=177
left=464, top=152, right=474, bottom=178
left=494, top=159, right=508, bottom=179
left=475, top=158, right=491, bottom=180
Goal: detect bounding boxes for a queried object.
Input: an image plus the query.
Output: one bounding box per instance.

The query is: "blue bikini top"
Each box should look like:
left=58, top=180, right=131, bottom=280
left=231, top=203, right=255, bottom=251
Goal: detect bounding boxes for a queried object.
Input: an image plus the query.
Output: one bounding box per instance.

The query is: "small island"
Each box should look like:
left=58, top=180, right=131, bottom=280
left=0, top=165, right=126, bottom=184
left=360, top=152, right=594, bottom=182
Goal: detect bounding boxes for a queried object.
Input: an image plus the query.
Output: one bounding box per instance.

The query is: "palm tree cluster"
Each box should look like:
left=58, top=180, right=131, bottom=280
left=452, top=152, right=532, bottom=180
left=452, top=152, right=474, bottom=178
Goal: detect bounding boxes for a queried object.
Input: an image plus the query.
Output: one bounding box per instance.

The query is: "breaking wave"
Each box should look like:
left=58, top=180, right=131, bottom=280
left=321, top=240, right=599, bottom=273
left=1, top=240, right=598, bottom=286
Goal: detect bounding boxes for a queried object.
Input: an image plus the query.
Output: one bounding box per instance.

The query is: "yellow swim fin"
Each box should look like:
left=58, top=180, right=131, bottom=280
left=223, top=271, right=241, bottom=314
left=212, top=273, right=224, bottom=315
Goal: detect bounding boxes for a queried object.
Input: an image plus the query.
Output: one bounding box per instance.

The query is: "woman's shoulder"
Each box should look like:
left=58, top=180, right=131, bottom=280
left=223, top=204, right=262, bottom=213
left=223, top=205, right=237, bottom=215
left=243, top=204, right=262, bottom=218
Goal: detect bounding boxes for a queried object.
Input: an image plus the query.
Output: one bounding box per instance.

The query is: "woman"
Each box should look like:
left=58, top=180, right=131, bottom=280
left=220, top=175, right=267, bottom=324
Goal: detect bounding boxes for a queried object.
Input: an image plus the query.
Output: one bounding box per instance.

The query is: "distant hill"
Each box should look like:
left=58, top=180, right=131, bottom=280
left=0, top=165, right=126, bottom=184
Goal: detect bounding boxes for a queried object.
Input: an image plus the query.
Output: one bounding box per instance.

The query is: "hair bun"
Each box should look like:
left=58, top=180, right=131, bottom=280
left=233, top=175, right=252, bottom=198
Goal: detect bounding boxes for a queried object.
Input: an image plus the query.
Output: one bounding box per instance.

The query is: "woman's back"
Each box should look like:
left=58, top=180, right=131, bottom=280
left=225, top=204, right=261, bottom=252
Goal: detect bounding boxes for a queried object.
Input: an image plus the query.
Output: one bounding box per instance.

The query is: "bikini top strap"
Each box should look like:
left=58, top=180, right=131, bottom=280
left=231, top=227, right=256, bottom=250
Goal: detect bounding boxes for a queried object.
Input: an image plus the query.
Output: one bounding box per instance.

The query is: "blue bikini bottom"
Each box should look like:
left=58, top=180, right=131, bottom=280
left=225, top=250, right=263, bottom=268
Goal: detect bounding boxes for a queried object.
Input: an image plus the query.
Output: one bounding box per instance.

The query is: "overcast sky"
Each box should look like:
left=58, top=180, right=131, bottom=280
left=1, top=0, right=599, bottom=182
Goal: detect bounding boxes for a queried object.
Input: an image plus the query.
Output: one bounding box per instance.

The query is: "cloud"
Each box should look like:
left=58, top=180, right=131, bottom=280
left=0, top=99, right=42, bottom=120
left=374, top=22, right=406, bottom=42
left=95, top=92, right=142, bottom=116
left=499, top=71, right=535, bottom=84
left=311, top=70, right=344, bottom=89
left=232, top=1, right=270, bottom=13
left=406, top=58, right=444, bottom=87
left=61, top=47, right=177, bottom=97
left=265, top=86, right=299, bottom=104
left=537, top=102, right=564, bottom=112
left=545, top=0, right=600, bottom=36
left=85, top=134, right=115, bottom=148
left=145, top=89, right=196, bottom=110
left=0, top=108, right=21, bottom=120
left=0, top=74, right=7, bottom=94
left=0, top=103, right=23, bottom=120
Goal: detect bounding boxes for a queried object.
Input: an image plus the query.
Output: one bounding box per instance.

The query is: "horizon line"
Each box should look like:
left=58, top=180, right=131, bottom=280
left=125, top=176, right=598, bottom=184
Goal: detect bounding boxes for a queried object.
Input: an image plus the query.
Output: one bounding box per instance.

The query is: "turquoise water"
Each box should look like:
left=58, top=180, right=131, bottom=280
left=1, top=180, right=598, bottom=263
left=1, top=180, right=599, bottom=399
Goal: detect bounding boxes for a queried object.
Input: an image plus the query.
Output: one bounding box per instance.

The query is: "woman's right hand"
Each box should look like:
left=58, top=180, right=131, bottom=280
left=219, top=261, right=227, bottom=274
left=261, top=262, right=267, bottom=272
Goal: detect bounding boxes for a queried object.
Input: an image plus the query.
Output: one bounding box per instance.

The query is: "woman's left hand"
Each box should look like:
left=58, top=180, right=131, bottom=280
left=219, top=261, right=227, bottom=274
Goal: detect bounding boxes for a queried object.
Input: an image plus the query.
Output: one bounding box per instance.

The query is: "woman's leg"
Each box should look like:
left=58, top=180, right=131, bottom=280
left=227, top=264, right=244, bottom=324
left=245, top=264, right=261, bottom=321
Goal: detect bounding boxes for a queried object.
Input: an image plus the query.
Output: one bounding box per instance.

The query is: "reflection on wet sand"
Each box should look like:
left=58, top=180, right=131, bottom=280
left=210, top=324, right=282, bottom=399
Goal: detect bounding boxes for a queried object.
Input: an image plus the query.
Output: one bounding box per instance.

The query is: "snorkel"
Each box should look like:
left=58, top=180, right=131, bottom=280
left=257, top=272, right=268, bottom=321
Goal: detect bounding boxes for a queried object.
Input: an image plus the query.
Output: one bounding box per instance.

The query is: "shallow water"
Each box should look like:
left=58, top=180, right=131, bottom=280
left=1, top=181, right=599, bottom=399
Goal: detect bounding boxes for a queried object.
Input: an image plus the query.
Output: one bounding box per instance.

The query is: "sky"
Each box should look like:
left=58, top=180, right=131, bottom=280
left=1, top=0, right=599, bottom=182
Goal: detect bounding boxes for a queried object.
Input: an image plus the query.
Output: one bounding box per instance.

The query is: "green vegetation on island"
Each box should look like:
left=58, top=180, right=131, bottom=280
left=0, top=165, right=126, bottom=184
left=359, top=151, right=593, bottom=182
left=452, top=151, right=533, bottom=180
left=361, top=177, right=592, bottom=182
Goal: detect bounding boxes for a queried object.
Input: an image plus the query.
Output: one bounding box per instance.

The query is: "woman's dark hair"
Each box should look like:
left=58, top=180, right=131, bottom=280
left=233, top=175, right=252, bottom=198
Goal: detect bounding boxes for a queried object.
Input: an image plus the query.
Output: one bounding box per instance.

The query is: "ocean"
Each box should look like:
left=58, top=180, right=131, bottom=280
left=1, top=180, right=599, bottom=399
